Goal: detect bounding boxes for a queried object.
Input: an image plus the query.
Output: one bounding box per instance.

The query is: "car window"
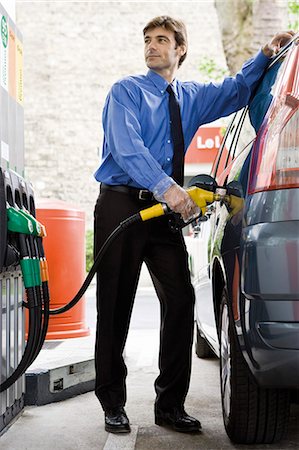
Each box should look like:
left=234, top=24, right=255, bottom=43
left=248, top=58, right=284, bottom=132
left=211, top=113, right=235, bottom=177
left=213, top=109, right=244, bottom=177
left=214, top=55, right=286, bottom=180
left=232, top=110, right=255, bottom=160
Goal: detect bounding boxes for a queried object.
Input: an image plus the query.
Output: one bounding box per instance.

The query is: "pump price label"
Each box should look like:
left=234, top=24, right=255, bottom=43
left=16, top=37, right=23, bottom=105
left=0, top=15, right=8, bottom=91
left=8, top=27, right=16, bottom=99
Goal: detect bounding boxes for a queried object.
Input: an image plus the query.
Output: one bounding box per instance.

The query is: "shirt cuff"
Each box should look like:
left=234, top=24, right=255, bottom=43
left=152, top=176, right=175, bottom=202
left=255, top=49, right=272, bottom=66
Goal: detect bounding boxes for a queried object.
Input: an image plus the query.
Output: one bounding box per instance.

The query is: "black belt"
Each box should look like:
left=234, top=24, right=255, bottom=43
left=100, top=183, right=155, bottom=201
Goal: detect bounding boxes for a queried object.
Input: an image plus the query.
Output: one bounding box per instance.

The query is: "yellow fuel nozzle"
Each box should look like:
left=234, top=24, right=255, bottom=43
left=186, top=186, right=217, bottom=215
left=224, top=194, right=244, bottom=216
left=139, top=186, right=223, bottom=222
left=139, top=203, right=168, bottom=222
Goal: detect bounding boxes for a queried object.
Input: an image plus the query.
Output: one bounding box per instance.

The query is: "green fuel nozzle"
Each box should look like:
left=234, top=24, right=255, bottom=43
left=7, top=206, right=46, bottom=237
left=20, top=257, right=41, bottom=288
left=6, top=207, right=45, bottom=288
left=21, top=208, right=46, bottom=237
left=7, top=207, right=34, bottom=235
left=18, top=209, right=42, bottom=236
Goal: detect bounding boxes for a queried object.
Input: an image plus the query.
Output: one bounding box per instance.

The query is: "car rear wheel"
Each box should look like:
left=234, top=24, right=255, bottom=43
left=219, top=289, right=290, bottom=444
left=194, top=321, right=214, bottom=358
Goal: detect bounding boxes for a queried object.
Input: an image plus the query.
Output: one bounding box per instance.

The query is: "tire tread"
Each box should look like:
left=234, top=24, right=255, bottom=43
left=220, top=290, right=290, bottom=444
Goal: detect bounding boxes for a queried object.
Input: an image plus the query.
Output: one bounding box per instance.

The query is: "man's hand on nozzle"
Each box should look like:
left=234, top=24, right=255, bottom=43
left=163, top=184, right=199, bottom=222
left=262, top=31, right=295, bottom=58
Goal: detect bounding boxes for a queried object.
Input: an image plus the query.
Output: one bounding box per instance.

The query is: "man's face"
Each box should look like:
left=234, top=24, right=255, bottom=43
left=144, top=27, right=186, bottom=73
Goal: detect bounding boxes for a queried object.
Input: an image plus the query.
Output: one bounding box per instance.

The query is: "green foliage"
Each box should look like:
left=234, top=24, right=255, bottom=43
left=86, top=229, right=94, bottom=273
left=288, top=0, right=299, bottom=14
left=198, top=57, right=228, bottom=82
left=288, top=1, right=299, bottom=30
left=220, top=126, right=227, bottom=137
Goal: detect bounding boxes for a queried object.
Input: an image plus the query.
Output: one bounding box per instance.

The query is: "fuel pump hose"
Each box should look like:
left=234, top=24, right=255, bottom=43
left=0, top=188, right=219, bottom=392
left=49, top=188, right=217, bottom=315
left=49, top=203, right=168, bottom=315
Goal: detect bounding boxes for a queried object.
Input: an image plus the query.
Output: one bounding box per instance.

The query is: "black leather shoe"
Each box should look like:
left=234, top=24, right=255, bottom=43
left=105, top=407, right=131, bottom=433
left=155, top=407, right=201, bottom=433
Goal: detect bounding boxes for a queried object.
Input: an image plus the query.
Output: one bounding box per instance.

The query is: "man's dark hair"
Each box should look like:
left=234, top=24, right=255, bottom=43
left=143, top=16, right=188, bottom=67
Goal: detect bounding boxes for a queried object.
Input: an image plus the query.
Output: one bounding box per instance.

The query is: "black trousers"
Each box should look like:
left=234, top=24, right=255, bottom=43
left=94, top=188, right=195, bottom=412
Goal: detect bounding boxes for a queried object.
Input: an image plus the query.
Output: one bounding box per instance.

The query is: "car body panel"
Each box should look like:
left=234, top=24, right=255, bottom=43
left=193, top=37, right=299, bottom=390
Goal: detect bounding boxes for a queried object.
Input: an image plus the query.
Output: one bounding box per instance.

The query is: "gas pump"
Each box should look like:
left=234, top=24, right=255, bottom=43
left=0, top=169, right=35, bottom=433
left=0, top=167, right=50, bottom=392
left=0, top=1, right=29, bottom=433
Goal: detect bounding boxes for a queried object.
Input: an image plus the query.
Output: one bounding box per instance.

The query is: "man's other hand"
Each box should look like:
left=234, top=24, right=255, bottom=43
left=262, top=31, right=296, bottom=57
left=164, top=184, right=199, bottom=222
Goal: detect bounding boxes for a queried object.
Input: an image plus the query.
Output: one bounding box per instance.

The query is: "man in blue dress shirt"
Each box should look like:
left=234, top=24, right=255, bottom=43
left=94, top=16, right=293, bottom=434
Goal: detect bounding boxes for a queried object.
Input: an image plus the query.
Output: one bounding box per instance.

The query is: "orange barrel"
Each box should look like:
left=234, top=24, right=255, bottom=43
left=35, top=198, right=90, bottom=339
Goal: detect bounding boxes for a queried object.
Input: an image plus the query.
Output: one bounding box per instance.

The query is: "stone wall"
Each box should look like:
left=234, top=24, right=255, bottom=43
left=16, top=1, right=227, bottom=227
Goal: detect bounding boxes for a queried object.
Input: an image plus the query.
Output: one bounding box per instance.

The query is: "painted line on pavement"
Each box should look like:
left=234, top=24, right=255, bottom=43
left=103, top=425, right=138, bottom=450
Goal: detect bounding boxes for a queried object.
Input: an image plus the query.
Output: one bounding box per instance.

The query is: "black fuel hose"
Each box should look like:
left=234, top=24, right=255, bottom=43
left=25, top=283, right=49, bottom=367
left=27, top=285, right=44, bottom=367
left=32, top=238, right=50, bottom=361
left=27, top=237, right=46, bottom=366
left=23, top=235, right=44, bottom=369
left=27, top=287, right=43, bottom=365
left=48, top=212, right=141, bottom=315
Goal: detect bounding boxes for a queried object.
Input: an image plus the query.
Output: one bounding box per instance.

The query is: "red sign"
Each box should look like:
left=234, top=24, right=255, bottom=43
left=185, top=127, right=223, bottom=164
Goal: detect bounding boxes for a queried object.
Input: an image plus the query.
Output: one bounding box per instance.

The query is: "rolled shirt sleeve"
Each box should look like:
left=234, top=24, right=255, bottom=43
left=195, top=50, right=271, bottom=125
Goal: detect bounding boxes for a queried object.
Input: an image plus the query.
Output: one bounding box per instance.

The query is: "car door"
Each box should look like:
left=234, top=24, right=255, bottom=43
left=212, top=57, right=286, bottom=332
left=194, top=110, right=245, bottom=346
left=194, top=50, right=288, bottom=347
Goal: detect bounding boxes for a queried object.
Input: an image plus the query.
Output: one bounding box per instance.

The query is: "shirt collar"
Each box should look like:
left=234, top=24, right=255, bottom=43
left=169, top=79, right=178, bottom=96
left=146, top=70, right=178, bottom=96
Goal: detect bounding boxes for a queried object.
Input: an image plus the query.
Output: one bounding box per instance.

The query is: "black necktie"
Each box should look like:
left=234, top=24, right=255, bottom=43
left=166, top=85, right=185, bottom=186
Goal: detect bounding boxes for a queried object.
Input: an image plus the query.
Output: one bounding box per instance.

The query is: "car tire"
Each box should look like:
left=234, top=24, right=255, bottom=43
left=194, top=321, right=214, bottom=358
left=219, top=289, right=290, bottom=444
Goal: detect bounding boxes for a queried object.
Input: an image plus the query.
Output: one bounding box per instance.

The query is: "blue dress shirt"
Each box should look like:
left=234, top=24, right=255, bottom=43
left=94, top=50, right=270, bottom=197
